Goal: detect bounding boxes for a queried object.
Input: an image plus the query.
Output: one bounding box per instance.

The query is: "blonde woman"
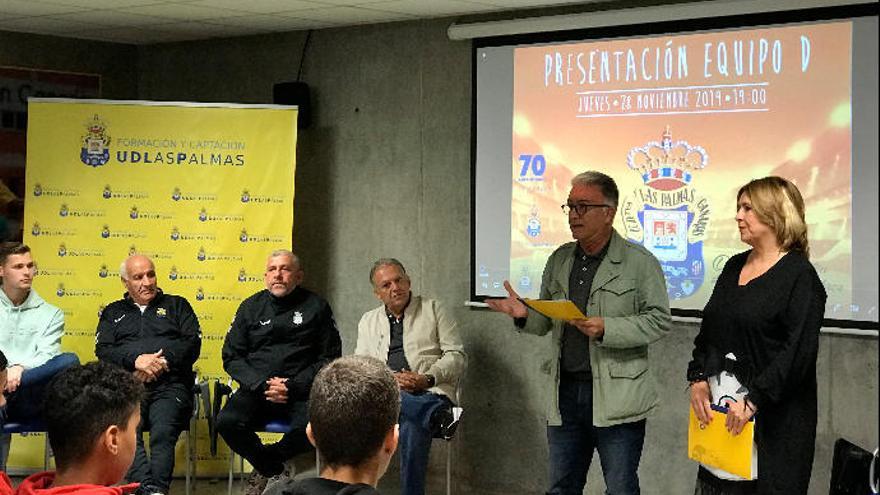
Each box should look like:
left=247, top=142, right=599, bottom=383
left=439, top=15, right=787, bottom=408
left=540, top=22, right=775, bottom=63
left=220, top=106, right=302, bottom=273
left=687, top=176, right=826, bottom=495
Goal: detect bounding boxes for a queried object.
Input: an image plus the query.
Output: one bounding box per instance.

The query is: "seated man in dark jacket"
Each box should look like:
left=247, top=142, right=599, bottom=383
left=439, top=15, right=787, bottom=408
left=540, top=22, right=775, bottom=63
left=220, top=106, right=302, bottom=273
left=284, top=355, right=399, bottom=495
left=217, top=250, right=342, bottom=495
left=95, top=254, right=202, bottom=495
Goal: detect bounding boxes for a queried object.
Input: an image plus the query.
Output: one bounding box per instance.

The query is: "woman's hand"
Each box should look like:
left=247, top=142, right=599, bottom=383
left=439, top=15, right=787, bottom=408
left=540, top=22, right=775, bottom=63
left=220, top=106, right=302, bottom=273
left=725, top=399, right=756, bottom=436
left=689, top=380, right=713, bottom=425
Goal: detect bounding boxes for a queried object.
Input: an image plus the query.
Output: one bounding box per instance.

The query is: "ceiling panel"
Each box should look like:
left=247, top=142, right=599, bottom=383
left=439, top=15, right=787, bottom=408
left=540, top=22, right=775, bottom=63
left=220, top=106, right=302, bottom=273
left=366, top=0, right=499, bottom=17
left=0, top=0, right=620, bottom=45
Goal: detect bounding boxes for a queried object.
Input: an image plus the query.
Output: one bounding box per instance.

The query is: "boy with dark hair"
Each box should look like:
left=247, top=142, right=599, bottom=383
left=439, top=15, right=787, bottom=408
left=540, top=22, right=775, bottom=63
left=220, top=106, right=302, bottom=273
left=0, top=361, right=145, bottom=495
left=284, top=355, right=400, bottom=495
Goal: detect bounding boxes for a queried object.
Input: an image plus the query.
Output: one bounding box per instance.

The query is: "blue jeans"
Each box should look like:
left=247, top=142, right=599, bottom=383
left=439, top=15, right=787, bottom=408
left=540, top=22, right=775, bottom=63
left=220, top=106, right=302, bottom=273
left=0, top=352, right=80, bottom=470
left=547, top=376, right=646, bottom=495
left=399, top=390, right=451, bottom=495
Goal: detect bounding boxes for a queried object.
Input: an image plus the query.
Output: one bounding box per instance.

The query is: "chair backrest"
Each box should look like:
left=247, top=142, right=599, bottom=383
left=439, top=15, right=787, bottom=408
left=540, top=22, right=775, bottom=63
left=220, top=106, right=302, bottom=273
left=830, top=438, right=874, bottom=495
left=2, top=421, right=48, bottom=435
left=263, top=420, right=292, bottom=434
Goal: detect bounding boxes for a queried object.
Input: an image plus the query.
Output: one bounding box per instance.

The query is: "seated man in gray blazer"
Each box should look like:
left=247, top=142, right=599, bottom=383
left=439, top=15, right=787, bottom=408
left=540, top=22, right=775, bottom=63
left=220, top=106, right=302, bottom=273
left=355, top=259, right=466, bottom=495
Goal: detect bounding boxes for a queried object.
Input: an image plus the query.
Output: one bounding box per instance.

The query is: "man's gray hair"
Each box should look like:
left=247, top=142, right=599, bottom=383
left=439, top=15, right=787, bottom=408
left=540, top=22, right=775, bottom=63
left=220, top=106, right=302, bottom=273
left=269, top=249, right=301, bottom=270
left=369, top=258, right=406, bottom=286
left=119, top=254, right=153, bottom=280
left=571, top=171, right=619, bottom=208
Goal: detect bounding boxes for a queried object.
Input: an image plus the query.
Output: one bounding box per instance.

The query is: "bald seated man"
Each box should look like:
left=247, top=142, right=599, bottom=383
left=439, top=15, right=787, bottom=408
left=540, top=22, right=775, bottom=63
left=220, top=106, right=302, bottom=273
left=95, top=254, right=202, bottom=495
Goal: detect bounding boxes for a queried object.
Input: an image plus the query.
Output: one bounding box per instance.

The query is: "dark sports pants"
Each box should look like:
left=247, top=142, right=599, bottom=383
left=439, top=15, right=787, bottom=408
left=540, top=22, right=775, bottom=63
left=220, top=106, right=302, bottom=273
left=215, top=389, right=312, bottom=477
left=127, top=381, right=193, bottom=493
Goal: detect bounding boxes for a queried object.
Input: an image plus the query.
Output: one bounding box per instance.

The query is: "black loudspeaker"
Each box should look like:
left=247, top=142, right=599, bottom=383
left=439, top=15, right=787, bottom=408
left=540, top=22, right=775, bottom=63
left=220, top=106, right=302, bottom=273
left=273, top=81, right=311, bottom=129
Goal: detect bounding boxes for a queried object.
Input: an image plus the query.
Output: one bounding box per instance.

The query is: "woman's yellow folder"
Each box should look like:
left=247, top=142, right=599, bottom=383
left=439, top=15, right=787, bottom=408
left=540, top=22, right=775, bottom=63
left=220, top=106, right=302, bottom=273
left=688, top=406, right=756, bottom=479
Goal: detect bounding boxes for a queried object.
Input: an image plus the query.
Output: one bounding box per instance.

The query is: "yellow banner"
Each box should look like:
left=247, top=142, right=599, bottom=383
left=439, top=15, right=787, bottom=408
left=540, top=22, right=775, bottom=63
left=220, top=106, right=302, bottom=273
left=14, top=99, right=297, bottom=475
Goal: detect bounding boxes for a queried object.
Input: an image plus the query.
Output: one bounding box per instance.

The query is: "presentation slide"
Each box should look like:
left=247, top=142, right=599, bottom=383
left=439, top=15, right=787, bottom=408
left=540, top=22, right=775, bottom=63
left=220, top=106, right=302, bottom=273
left=474, top=15, right=879, bottom=324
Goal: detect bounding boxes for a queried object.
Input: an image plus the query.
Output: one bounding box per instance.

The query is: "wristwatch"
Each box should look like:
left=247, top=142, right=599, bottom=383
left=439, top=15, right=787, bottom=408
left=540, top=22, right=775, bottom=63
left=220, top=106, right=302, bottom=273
left=425, top=374, right=436, bottom=388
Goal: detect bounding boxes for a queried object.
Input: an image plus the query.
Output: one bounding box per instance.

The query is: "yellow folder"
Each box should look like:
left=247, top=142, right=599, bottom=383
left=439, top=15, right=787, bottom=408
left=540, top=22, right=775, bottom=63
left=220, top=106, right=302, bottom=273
left=522, top=299, right=586, bottom=320
left=687, top=406, right=755, bottom=479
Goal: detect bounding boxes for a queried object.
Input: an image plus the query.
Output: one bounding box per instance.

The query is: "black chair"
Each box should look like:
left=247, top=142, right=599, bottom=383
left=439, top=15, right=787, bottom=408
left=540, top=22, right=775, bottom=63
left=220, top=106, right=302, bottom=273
left=1, top=420, right=52, bottom=471
left=829, top=437, right=878, bottom=495
left=433, top=384, right=464, bottom=495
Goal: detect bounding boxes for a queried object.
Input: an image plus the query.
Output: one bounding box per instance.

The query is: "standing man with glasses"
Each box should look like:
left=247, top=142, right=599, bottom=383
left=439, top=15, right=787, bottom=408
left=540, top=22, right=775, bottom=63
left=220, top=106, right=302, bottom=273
left=487, top=171, right=671, bottom=495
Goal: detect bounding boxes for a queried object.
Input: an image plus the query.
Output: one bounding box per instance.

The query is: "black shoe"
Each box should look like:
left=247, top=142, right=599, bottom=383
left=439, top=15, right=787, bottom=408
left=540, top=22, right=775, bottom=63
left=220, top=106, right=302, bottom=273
left=135, top=483, right=166, bottom=495
left=442, top=406, right=463, bottom=440
left=431, top=406, right=463, bottom=440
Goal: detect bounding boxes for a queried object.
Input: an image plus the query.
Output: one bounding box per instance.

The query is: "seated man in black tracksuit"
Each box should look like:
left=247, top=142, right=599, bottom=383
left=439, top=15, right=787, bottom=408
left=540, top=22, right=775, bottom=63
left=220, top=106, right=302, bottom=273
left=217, top=249, right=342, bottom=495
left=95, top=254, right=202, bottom=495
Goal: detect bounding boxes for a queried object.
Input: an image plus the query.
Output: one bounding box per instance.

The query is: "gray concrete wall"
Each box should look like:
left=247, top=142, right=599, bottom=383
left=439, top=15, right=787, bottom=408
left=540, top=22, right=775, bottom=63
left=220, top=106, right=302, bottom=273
left=136, top=18, right=879, bottom=494
left=0, top=30, right=138, bottom=99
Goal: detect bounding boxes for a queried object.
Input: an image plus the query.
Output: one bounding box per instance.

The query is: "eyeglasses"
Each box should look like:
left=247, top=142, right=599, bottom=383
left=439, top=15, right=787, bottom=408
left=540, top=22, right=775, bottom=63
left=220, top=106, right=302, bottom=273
left=561, top=203, right=610, bottom=216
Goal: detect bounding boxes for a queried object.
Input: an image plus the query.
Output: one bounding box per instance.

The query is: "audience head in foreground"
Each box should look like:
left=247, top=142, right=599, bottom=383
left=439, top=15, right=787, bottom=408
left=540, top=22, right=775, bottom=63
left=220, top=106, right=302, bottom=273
left=6, top=361, right=145, bottom=494
left=285, top=355, right=400, bottom=495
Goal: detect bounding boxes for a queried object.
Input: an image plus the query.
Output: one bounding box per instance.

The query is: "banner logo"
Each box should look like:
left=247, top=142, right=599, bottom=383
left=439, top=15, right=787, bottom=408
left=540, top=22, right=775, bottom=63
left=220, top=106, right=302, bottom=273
left=621, top=127, right=711, bottom=300
left=81, top=114, right=111, bottom=167
left=171, top=187, right=216, bottom=202
left=167, top=265, right=215, bottom=281
left=56, top=282, right=101, bottom=298
left=526, top=206, right=542, bottom=238
left=237, top=268, right=262, bottom=283
left=239, top=189, right=284, bottom=204
left=32, top=183, right=80, bottom=198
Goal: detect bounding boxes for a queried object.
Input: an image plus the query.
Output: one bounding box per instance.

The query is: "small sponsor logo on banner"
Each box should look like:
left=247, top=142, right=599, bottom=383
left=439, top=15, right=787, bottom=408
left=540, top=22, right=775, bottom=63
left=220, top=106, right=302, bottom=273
left=240, top=189, right=285, bottom=204
left=32, top=183, right=80, bottom=198
left=171, top=187, right=217, bottom=202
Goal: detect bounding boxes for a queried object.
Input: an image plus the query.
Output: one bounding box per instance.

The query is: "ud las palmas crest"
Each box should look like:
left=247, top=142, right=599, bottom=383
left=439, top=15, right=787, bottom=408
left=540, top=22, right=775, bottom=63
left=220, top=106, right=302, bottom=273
left=621, top=127, right=711, bottom=300
left=81, top=114, right=111, bottom=167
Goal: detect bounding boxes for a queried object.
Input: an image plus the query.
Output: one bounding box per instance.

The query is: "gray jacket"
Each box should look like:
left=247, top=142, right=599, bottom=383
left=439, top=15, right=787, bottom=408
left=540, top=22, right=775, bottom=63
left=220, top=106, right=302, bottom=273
left=521, top=229, right=672, bottom=426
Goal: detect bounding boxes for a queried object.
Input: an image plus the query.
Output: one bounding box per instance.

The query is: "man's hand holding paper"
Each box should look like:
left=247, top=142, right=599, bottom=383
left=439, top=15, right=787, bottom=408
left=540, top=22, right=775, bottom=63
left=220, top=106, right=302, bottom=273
left=567, top=316, right=605, bottom=339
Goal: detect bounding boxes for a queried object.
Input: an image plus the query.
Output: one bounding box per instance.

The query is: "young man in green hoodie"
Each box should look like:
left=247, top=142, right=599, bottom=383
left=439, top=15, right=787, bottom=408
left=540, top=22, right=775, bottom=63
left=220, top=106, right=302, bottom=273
left=0, top=360, right=144, bottom=495
left=0, top=242, right=79, bottom=470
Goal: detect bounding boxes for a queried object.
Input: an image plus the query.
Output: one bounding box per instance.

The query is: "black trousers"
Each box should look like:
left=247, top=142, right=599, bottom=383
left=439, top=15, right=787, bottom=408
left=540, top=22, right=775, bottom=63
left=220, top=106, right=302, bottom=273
left=127, top=381, right=193, bottom=492
left=215, top=389, right=312, bottom=477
